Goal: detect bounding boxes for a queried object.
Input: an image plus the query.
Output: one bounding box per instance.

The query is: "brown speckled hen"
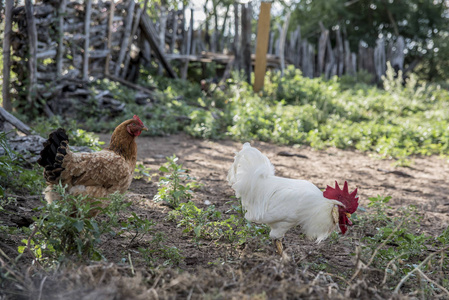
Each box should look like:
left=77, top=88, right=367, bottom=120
left=37, top=115, right=147, bottom=213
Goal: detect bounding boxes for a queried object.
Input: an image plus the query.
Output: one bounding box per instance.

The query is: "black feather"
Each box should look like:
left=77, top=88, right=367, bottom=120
left=38, top=128, right=69, bottom=182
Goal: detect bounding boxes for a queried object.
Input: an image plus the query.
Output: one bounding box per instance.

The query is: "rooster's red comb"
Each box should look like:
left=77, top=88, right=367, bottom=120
left=133, top=115, right=144, bottom=126
left=323, top=181, right=359, bottom=214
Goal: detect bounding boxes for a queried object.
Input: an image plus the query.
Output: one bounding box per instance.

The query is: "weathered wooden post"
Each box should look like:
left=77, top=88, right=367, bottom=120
left=115, top=0, right=135, bottom=77
left=169, top=10, right=178, bottom=54
left=233, top=3, right=241, bottom=70
left=278, top=11, right=291, bottom=77
left=2, top=0, right=13, bottom=111
left=335, top=27, right=344, bottom=76
left=83, top=0, right=93, bottom=81
left=241, top=2, right=252, bottom=84
left=317, top=22, right=329, bottom=77
left=105, top=0, right=115, bottom=75
left=181, top=8, right=193, bottom=80
left=158, top=6, right=167, bottom=75
left=25, top=0, right=37, bottom=105
left=56, top=0, right=67, bottom=79
left=122, top=0, right=149, bottom=79
left=253, top=2, right=271, bottom=92
left=374, top=38, right=386, bottom=81
left=390, top=36, right=405, bottom=71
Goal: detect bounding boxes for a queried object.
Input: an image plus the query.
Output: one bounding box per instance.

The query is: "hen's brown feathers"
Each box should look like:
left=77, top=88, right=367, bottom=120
left=38, top=116, right=147, bottom=210
left=106, top=119, right=139, bottom=163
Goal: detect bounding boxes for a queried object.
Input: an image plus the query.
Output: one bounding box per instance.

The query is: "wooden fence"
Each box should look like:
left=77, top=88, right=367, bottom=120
left=2, top=0, right=408, bottom=117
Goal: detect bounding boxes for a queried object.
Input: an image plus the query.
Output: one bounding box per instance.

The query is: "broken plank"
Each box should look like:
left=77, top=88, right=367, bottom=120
left=139, top=11, right=177, bottom=78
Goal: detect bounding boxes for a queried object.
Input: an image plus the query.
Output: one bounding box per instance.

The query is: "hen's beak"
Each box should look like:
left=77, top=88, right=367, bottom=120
left=142, top=126, right=149, bottom=131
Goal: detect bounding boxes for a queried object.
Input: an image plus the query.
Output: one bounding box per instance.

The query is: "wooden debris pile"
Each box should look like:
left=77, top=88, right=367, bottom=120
left=9, top=0, right=163, bottom=119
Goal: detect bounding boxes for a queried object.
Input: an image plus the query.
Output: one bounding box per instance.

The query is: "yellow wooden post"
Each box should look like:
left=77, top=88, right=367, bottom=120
left=253, top=2, right=271, bottom=92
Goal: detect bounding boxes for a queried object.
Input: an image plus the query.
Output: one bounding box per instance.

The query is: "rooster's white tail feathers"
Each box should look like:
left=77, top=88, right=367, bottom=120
left=227, top=143, right=275, bottom=220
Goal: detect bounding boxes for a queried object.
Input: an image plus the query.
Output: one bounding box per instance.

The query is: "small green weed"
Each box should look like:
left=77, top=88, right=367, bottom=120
left=153, top=155, right=200, bottom=209
left=138, top=233, right=184, bottom=267
left=134, top=163, right=152, bottom=181
left=119, top=212, right=155, bottom=244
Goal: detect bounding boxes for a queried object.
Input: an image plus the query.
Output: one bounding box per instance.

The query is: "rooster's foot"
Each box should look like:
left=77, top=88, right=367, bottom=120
left=275, top=239, right=284, bottom=256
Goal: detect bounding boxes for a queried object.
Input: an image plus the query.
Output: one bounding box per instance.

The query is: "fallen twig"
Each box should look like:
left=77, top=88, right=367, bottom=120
left=27, top=225, right=44, bottom=269
left=416, top=268, right=449, bottom=297
left=381, top=253, right=407, bottom=285
left=377, top=168, right=414, bottom=178
left=394, top=245, right=449, bottom=294
left=350, top=215, right=411, bottom=282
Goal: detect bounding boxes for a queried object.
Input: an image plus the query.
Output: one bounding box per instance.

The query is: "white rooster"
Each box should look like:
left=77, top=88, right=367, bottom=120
left=227, top=143, right=359, bottom=255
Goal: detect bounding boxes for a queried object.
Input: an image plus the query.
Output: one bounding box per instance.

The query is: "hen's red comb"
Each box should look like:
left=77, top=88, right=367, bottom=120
left=323, top=181, right=359, bottom=214
left=133, top=115, right=144, bottom=126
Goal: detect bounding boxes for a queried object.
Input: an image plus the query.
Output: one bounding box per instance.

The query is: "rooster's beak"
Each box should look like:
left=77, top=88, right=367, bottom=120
left=345, top=213, right=351, bottom=219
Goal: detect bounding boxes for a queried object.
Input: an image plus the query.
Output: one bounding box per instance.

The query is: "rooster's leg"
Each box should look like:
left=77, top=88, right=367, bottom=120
left=275, top=239, right=284, bottom=256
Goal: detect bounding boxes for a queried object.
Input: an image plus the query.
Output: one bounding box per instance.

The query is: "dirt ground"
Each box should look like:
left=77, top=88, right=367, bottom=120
left=131, top=133, right=449, bottom=234
left=2, top=133, right=449, bottom=299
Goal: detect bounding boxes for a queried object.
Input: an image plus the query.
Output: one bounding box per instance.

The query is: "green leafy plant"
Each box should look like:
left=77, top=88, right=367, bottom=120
left=120, top=212, right=155, bottom=244
left=138, top=233, right=184, bottom=267
left=167, top=200, right=269, bottom=247
left=153, top=155, right=200, bottom=209
left=134, top=163, right=152, bottom=181
left=20, top=184, right=130, bottom=264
